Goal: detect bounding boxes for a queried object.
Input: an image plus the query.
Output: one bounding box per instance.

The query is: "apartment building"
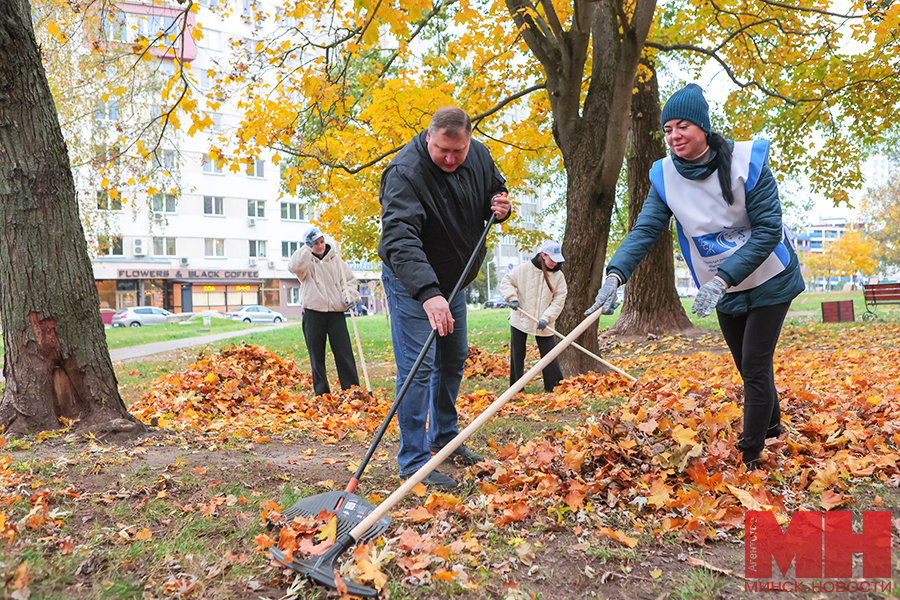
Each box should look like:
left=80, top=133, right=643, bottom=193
left=484, top=192, right=553, bottom=300
left=84, top=0, right=350, bottom=319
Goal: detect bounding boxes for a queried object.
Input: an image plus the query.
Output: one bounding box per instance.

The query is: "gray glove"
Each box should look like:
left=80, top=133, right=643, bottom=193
left=305, top=227, right=323, bottom=248
left=508, top=300, right=519, bottom=311
left=692, top=278, right=727, bottom=317
left=537, top=318, right=548, bottom=330
left=585, top=275, right=621, bottom=316
left=345, top=298, right=355, bottom=309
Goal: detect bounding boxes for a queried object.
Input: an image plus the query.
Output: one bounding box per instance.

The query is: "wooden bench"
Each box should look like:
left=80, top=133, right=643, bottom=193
left=863, top=282, right=900, bottom=319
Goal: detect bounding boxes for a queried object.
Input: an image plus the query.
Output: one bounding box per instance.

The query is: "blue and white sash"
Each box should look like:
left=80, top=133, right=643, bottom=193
left=649, top=140, right=791, bottom=293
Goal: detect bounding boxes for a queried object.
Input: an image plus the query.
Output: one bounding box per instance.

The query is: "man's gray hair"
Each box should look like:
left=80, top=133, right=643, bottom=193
left=428, top=107, right=472, bottom=138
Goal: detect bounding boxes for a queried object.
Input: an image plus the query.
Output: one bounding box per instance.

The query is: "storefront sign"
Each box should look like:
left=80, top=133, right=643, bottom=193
left=116, top=269, right=260, bottom=279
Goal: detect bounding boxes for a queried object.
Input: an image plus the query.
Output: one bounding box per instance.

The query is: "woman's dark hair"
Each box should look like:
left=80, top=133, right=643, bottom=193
left=708, top=132, right=734, bottom=205
left=540, top=254, right=556, bottom=294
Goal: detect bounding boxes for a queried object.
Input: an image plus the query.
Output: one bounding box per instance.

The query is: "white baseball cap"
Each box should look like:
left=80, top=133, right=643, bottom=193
left=540, top=240, right=565, bottom=263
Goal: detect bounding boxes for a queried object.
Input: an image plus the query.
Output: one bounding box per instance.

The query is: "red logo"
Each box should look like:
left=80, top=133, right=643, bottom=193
left=745, top=511, right=891, bottom=579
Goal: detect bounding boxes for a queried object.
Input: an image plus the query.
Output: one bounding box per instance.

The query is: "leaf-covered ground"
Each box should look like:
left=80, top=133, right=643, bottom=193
left=2, top=319, right=900, bottom=599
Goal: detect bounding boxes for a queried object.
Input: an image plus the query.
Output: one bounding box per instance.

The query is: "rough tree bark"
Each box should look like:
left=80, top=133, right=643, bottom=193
left=506, top=0, right=658, bottom=377
left=608, top=59, right=696, bottom=338
left=0, top=0, right=145, bottom=437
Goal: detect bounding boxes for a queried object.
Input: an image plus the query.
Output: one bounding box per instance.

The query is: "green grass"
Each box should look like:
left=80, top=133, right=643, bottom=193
left=4, top=290, right=899, bottom=401
left=103, top=317, right=255, bottom=350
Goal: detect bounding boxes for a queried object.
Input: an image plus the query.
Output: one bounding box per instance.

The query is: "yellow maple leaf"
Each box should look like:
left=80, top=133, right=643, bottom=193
left=315, top=515, right=337, bottom=542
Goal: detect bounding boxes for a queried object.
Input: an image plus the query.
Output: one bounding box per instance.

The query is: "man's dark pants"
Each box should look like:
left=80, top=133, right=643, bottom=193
left=302, top=309, right=359, bottom=396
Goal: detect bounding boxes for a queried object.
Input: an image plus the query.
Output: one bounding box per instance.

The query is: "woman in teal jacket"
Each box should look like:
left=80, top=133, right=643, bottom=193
left=586, top=84, right=804, bottom=469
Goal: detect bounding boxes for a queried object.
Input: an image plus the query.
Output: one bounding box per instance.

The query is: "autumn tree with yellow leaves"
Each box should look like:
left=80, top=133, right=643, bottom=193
left=800, top=230, right=878, bottom=291
left=208, top=0, right=900, bottom=372
left=860, top=174, right=900, bottom=273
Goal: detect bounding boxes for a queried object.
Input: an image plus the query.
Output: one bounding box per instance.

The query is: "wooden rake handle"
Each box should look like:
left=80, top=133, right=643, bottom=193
left=336, top=247, right=371, bottom=391
left=517, top=308, right=637, bottom=383
left=346, top=307, right=607, bottom=540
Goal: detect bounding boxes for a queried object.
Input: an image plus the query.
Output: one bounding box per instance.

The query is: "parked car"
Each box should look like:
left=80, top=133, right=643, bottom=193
left=483, top=298, right=508, bottom=309
left=345, top=302, right=369, bottom=316
left=224, top=305, right=284, bottom=323
left=111, top=306, right=175, bottom=327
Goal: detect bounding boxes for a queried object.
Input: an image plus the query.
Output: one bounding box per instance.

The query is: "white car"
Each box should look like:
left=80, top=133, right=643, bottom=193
left=111, top=306, right=175, bottom=327
left=224, top=305, right=284, bottom=324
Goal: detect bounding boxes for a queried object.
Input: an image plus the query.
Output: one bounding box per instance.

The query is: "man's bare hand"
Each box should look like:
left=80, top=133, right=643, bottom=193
left=422, top=296, right=454, bottom=336
left=491, top=193, right=511, bottom=220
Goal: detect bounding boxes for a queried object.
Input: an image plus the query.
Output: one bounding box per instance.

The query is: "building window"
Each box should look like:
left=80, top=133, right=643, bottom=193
left=93, top=100, right=119, bottom=123
left=249, top=240, right=267, bottom=258
left=202, top=154, right=223, bottom=174
left=246, top=159, right=265, bottom=178
left=152, top=193, right=177, bottom=213
left=209, top=112, right=222, bottom=133
left=131, top=13, right=177, bottom=43
left=203, top=195, right=224, bottom=215
left=101, top=10, right=127, bottom=41
left=92, top=144, right=121, bottom=168
left=98, top=234, right=124, bottom=256
left=198, top=69, right=216, bottom=90
left=204, top=238, right=225, bottom=257
left=197, top=0, right=219, bottom=7
left=280, top=202, right=305, bottom=221
left=152, top=237, right=176, bottom=256
left=261, top=278, right=280, bottom=307
left=282, top=240, right=300, bottom=258
left=248, top=199, right=265, bottom=217
left=154, top=148, right=176, bottom=170
left=97, top=190, right=122, bottom=211
left=287, top=286, right=300, bottom=305
left=198, top=28, right=221, bottom=50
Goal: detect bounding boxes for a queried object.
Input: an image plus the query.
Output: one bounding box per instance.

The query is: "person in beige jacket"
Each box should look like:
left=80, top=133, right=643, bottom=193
left=500, top=240, right=568, bottom=392
left=289, top=227, right=361, bottom=396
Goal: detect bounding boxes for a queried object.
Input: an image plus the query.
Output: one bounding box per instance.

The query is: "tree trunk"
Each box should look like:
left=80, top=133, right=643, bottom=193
left=608, top=59, right=696, bottom=337
left=512, top=0, right=657, bottom=377
left=0, top=0, right=145, bottom=437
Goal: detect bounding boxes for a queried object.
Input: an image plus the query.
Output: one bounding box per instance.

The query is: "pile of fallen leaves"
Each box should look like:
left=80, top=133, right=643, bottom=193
left=130, top=344, right=396, bottom=440
left=261, top=321, right=900, bottom=594
left=463, top=344, right=509, bottom=379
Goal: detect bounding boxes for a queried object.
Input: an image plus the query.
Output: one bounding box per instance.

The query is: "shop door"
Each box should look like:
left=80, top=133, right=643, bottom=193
left=181, top=285, right=193, bottom=312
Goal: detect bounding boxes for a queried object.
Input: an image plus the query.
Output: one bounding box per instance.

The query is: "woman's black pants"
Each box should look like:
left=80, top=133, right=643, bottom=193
left=717, top=301, right=791, bottom=465
left=509, top=326, right=564, bottom=392
left=302, top=309, right=359, bottom=396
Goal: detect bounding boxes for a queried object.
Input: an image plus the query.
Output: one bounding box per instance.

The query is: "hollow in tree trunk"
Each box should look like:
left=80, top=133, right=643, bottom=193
left=0, top=0, right=145, bottom=437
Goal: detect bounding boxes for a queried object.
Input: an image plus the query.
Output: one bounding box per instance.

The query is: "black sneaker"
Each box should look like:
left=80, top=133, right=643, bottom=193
left=401, top=470, right=458, bottom=490
left=431, top=444, right=483, bottom=466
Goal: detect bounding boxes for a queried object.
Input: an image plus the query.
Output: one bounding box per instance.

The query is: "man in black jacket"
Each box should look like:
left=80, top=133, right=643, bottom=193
left=379, top=106, right=511, bottom=489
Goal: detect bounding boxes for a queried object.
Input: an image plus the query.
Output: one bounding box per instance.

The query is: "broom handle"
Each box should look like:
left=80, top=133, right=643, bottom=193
left=516, top=308, right=637, bottom=383
left=347, top=306, right=605, bottom=540
left=336, top=247, right=371, bottom=391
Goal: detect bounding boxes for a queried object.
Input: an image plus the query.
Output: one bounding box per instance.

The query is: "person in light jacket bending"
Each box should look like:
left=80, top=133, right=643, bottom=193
left=289, top=227, right=361, bottom=396
left=500, top=240, right=568, bottom=392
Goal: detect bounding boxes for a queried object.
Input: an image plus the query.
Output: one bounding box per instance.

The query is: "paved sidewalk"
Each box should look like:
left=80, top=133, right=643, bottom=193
left=0, top=321, right=302, bottom=382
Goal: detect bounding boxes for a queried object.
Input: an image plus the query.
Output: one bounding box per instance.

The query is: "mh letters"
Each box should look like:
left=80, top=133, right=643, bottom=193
left=745, top=511, right=891, bottom=579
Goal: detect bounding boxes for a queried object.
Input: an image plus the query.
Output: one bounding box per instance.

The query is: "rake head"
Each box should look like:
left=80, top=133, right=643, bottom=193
left=271, top=535, right=377, bottom=597
left=280, top=490, right=391, bottom=543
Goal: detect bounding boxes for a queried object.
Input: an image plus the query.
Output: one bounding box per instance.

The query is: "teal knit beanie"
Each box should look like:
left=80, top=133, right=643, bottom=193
left=660, top=83, right=710, bottom=133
